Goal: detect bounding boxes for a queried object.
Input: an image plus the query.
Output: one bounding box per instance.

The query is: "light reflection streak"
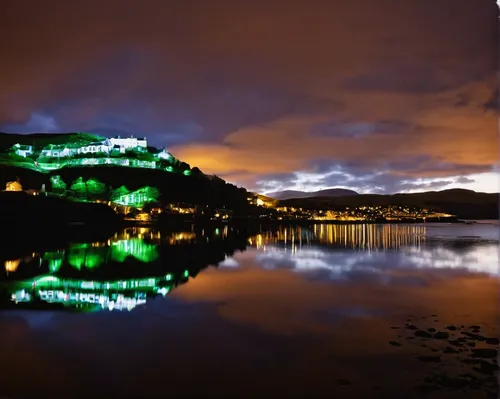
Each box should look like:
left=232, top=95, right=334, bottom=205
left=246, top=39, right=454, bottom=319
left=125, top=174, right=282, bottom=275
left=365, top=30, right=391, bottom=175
left=249, top=224, right=499, bottom=277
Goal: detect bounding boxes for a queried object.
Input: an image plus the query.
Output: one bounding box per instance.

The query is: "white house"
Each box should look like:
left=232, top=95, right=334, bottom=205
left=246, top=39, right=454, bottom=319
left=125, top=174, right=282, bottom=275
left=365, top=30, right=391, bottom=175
left=156, top=148, right=172, bottom=160
left=12, top=144, right=33, bottom=157
left=41, top=145, right=72, bottom=157
left=77, top=139, right=113, bottom=155
left=109, top=136, right=147, bottom=151
left=37, top=135, right=150, bottom=158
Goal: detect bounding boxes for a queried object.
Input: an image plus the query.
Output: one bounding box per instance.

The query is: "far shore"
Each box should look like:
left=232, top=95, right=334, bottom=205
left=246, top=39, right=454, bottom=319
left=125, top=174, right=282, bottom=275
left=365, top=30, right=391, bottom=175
left=122, top=216, right=492, bottom=228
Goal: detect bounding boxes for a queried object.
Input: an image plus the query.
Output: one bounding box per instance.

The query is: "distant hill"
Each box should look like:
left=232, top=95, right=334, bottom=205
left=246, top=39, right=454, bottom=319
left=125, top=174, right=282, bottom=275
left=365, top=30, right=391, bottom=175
left=279, top=188, right=499, bottom=220
left=265, top=188, right=359, bottom=200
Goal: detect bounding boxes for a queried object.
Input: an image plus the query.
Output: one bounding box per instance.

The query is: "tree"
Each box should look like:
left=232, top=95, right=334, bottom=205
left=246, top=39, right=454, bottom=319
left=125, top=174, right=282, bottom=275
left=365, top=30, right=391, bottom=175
left=142, top=186, right=160, bottom=202
left=86, top=177, right=107, bottom=200
left=191, top=167, right=203, bottom=176
left=50, top=175, right=67, bottom=194
left=70, top=177, right=88, bottom=200
left=110, top=185, right=130, bottom=201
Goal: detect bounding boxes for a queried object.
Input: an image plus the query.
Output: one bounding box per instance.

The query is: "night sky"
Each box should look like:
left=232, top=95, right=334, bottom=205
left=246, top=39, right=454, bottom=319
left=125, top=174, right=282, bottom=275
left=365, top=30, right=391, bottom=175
left=1, top=0, right=498, bottom=194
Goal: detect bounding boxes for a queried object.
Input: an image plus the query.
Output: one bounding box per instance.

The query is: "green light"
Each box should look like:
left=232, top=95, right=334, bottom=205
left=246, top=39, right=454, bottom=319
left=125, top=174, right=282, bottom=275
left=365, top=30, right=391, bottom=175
left=67, top=244, right=107, bottom=270
left=35, top=276, right=59, bottom=284
left=86, top=178, right=106, bottom=196
left=5, top=271, right=190, bottom=312
left=43, top=251, right=65, bottom=273
left=110, top=239, right=159, bottom=263
left=50, top=175, right=67, bottom=191
left=0, top=134, right=191, bottom=176
left=69, top=177, right=87, bottom=197
left=48, top=259, right=63, bottom=273
left=112, top=186, right=159, bottom=208
left=184, top=270, right=189, bottom=278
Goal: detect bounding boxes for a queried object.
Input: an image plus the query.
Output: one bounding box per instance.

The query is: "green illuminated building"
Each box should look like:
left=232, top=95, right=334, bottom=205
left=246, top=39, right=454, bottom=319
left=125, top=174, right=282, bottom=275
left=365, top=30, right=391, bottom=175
left=112, top=186, right=160, bottom=208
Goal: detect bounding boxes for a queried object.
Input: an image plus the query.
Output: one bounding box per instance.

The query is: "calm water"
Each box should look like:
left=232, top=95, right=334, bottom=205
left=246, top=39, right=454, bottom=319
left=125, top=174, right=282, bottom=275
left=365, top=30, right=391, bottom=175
left=0, top=223, right=498, bottom=398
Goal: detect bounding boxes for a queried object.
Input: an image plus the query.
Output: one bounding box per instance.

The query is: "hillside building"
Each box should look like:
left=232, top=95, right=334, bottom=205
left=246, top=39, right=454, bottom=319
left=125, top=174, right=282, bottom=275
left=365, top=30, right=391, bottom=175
left=109, top=136, right=147, bottom=150
left=12, top=144, right=33, bottom=157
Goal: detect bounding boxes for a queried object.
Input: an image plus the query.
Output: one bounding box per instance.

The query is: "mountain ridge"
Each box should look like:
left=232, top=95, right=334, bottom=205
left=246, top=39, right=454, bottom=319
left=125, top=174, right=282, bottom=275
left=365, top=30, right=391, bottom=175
left=265, top=188, right=359, bottom=200
left=277, top=189, right=499, bottom=219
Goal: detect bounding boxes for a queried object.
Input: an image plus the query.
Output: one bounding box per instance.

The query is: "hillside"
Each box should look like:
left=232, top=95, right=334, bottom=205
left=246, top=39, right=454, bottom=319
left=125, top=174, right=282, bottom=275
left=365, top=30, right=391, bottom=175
left=0, top=132, right=105, bottom=151
left=265, top=188, right=359, bottom=200
left=0, top=131, right=192, bottom=175
left=279, top=189, right=499, bottom=220
left=0, top=132, right=253, bottom=213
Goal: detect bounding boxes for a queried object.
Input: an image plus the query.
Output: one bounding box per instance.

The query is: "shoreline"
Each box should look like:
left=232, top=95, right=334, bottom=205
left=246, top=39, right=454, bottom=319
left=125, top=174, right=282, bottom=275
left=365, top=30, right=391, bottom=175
left=122, top=216, right=492, bottom=228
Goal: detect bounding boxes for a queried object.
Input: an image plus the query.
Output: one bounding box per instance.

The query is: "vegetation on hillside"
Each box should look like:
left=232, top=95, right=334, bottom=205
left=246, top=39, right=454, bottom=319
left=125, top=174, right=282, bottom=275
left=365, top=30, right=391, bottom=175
left=0, top=132, right=104, bottom=151
left=0, top=163, right=255, bottom=214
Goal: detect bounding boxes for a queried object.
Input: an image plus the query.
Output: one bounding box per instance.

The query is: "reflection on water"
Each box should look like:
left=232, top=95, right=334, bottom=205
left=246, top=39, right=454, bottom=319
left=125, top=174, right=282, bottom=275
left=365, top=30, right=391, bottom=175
left=9, top=272, right=188, bottom=312
left=2, top=223, right=498, bottom=314
left=247, top=224, right=499, bottom=277
left=0, top=223, right=498, bottom=397
left=4, top=259, right=21, bottom=273
left=251, top=224, right=427, bottom=250
left=0, top=226, right=244, bottom=312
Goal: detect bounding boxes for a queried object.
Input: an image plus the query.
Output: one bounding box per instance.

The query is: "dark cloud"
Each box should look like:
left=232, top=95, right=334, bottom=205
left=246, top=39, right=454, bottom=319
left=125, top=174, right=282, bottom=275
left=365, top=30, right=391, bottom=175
left=483, top=87, right=499, bottom=111
left=0, top=0, right=497, bottom=193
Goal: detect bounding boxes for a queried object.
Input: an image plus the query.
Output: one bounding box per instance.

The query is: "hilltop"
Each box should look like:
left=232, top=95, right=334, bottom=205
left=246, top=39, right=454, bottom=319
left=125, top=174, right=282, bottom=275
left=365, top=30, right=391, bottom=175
left=0, top=132, right=253, bottom=214
left=0, top=132, right=106, bottom=151
left=278, top=189, right=499, bottom=220
left=265, top=188, right=359, bottom=200
left=0, top=131, right=191, bottom=174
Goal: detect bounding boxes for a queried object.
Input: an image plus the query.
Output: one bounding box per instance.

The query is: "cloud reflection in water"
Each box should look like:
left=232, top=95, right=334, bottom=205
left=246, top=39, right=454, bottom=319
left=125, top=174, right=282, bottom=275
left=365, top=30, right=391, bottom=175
left=247, top=223, right=499, bottom=279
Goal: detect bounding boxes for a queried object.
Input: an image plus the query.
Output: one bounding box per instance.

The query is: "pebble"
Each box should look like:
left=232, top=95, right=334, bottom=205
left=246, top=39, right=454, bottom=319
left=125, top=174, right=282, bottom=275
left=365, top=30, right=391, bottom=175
left=415, top=330, right=433, bottom=338
left=433, top=331, right=450, bottom=340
